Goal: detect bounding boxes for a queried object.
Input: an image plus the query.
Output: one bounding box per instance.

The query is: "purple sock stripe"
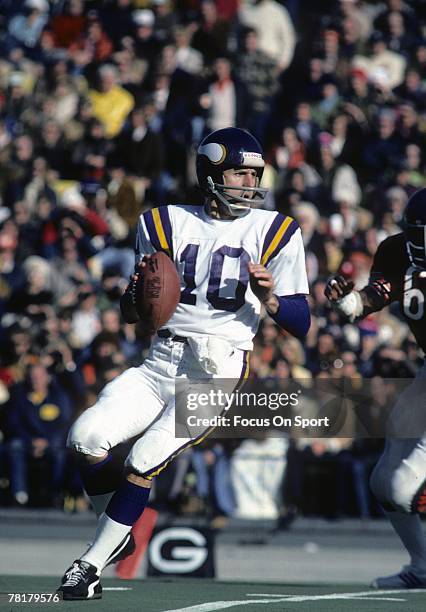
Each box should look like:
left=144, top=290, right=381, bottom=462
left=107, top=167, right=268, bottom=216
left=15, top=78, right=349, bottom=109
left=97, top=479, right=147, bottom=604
left=106, top=481, right=151, bottom=527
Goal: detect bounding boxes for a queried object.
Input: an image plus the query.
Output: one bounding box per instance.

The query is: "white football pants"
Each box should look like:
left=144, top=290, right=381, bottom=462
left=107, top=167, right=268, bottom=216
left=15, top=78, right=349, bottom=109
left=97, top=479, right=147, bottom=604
left=68, top=336, right=249, bottom=478
left=370, top=361, right=426, bottom=513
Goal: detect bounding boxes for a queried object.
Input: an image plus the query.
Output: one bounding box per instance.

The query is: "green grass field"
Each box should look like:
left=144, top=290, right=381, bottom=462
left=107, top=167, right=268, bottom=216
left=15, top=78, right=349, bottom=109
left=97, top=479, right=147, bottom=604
left=0, top=577, right=425, bottom=612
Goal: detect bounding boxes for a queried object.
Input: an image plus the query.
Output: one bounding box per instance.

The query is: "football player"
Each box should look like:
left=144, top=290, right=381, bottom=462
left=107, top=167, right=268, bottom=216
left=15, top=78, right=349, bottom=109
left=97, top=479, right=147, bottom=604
left=325, top=187, right=426, bottom=589
left=58, top=128, right=310, bottom=600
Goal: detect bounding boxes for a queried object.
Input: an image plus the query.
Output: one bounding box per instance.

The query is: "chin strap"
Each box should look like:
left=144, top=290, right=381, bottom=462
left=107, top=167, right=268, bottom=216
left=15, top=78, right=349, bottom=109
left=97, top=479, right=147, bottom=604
left=206, top=176, right=267, bottom=217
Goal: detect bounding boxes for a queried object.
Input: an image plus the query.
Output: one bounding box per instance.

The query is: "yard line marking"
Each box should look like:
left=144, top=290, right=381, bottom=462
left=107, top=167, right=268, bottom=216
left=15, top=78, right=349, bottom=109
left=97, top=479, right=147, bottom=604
left=246, top=588, right=423, bottom=602
left=163, top=598, right=289, bottom=611
left=164, top=589, right=422, bottom=611
left=247, top=593, right=406, bottom=602
left=278, top=588, right=423, bottom=602
left=103, top=587, right=133, bottom=591
left=246, top=594, right=292, bottom=597
left=340, top=598, right=405, bottom=602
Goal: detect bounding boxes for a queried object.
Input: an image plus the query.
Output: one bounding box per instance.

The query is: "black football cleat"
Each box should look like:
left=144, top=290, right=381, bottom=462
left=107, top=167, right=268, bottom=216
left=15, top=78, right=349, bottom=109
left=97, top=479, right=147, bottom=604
left=58, top=560, right=102, bottom=600
left=371, top=565, right=426, bottom=589
left=105, top=532, right=136, bottom=567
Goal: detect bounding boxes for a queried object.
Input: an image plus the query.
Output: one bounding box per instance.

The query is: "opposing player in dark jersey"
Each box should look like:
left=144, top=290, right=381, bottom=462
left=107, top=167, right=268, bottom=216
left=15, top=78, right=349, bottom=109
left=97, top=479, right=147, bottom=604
left=325, top=187, right=426, bottom=589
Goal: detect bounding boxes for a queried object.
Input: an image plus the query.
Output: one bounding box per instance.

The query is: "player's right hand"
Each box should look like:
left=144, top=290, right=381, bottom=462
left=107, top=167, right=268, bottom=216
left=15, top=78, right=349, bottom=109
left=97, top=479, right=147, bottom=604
left=324, top=275, right=355, bottom=301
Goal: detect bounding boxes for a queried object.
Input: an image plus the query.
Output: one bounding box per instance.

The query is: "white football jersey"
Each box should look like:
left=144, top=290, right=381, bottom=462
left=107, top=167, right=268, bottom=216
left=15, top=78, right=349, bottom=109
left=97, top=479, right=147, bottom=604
left=135, top=205, right=308, bottom=350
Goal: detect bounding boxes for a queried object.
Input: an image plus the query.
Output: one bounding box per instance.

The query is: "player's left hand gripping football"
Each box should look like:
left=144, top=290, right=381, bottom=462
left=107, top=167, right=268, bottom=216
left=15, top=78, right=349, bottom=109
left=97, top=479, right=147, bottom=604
left=249, top=262, right=276, bottom=308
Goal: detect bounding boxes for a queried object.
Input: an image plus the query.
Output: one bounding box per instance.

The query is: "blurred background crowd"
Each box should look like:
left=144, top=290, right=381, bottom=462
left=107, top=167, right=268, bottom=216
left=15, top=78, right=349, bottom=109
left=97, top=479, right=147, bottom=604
left=0, top=0, right=424, bottom=527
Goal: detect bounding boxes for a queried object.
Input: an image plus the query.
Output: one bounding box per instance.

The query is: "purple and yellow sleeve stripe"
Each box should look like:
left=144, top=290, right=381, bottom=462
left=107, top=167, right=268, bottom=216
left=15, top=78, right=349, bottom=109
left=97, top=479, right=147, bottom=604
left=260, top=213, right=299, bottom=267
left=143, top=206, right=173, bottom=257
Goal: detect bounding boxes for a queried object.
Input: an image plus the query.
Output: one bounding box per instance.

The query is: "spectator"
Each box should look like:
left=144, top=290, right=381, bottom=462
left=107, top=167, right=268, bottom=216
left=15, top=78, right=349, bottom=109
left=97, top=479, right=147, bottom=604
left=72, top=119, right=111, bottom=186
left=373, top=0, right=419, bottom=41
left=191, top=0, right=231, bottom=64
left=354, top=30, right=407, bottom=90
left=311, top=77, right=343, bottom=129
left=291, top=101, right=321, bottom=156
left=111, top=106, right=165, bottom=207
left=364, top=108, right=405, bottom=178
left=0, top=220, right=25, bottom=319
left=98, top=0, right=134, bottom=49
left=273, top=127, right=306, bottom=172
left=292, top=201, right=328, bottom=280
left=132, top=9, right=162, bottom=69
left=189, top=441, right=237, bottom=525
left=69, top=13, right=114, bottom=65
left=4, top=363, right=72, bottom=506
left=82, top=330, right=126, bottom=393
left=48, top=0, right=87, bottom=50
left=151, top=0, right=179, bottom=46
left=36, top=120, right=71, bottom=176
left=234, top=27, right=279, bottom=142
left=6, top=0, right=49, bottom=55
left=200, top=57, right=247, bottom=132
left=238, top=0, right=296, bottom=72
left=403, top=144, right=425, bottom=188
left=394, top=68, right=426, bottom=111
left=384, top=10, right=418, bottom=56
left=71, top=284, right=101, bottom=349
left=89, top=64, right=134, bottom=139
left=173, top=25, right=204, bottom=76
left=113, top=43, right=149, bottom=97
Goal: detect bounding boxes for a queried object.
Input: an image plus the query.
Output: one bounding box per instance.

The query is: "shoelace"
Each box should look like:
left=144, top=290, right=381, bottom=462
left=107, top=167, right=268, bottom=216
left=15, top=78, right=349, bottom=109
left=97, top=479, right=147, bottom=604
left=62, top=564, right=87, bottom=587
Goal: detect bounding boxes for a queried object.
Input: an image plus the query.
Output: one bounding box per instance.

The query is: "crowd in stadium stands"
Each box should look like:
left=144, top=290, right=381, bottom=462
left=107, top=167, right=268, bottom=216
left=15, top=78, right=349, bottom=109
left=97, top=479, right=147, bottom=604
left=0, top=0, right=424, bottom=526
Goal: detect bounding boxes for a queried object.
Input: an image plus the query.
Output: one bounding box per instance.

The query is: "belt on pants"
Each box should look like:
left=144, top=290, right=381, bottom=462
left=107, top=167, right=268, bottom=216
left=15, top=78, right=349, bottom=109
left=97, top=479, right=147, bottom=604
left=157, top=329, right=188, bottom=344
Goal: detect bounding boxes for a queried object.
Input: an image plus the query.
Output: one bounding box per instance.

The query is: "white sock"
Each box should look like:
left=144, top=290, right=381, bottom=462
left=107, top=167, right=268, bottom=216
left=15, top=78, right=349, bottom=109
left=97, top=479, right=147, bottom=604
left=89, top=493, right=114, bottom=518
left=81, top=513, right=131, bottom=572
left=386, top=510, right=426, bottom=572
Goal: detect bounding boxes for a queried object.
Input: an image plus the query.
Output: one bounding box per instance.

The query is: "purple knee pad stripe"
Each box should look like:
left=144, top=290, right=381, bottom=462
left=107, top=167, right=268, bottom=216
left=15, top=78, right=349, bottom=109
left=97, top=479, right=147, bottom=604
left=106, top=480, right=151, bottom=526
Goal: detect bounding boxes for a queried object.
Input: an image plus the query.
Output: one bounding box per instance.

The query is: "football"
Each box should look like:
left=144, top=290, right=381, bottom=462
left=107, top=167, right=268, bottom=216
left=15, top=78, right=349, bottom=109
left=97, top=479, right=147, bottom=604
left=134, top=252, right=181, bottom=332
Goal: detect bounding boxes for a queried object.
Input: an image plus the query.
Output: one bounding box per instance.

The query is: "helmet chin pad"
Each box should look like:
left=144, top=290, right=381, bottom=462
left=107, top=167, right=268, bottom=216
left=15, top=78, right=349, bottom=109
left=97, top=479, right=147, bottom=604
left=207, top=176, right=268, bottom=217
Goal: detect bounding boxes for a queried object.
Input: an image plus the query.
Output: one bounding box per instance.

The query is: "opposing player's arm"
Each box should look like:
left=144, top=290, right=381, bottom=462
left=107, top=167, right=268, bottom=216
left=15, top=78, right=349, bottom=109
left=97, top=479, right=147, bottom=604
left=325, top=239, right=393, bottom=322
left=324, top=274, right=392, bottom=322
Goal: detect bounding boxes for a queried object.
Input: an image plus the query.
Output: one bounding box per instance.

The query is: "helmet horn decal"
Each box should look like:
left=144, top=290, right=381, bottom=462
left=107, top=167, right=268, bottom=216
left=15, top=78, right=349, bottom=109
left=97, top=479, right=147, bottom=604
left=198, top=143, right=227, bottom=164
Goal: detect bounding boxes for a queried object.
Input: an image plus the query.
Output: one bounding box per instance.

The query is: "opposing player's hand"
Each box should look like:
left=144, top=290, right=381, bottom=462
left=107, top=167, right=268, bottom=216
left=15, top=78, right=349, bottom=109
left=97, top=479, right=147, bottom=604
left=249, top=262, right=275, bottom=303
left=325, top=275, right=354, bottom=301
